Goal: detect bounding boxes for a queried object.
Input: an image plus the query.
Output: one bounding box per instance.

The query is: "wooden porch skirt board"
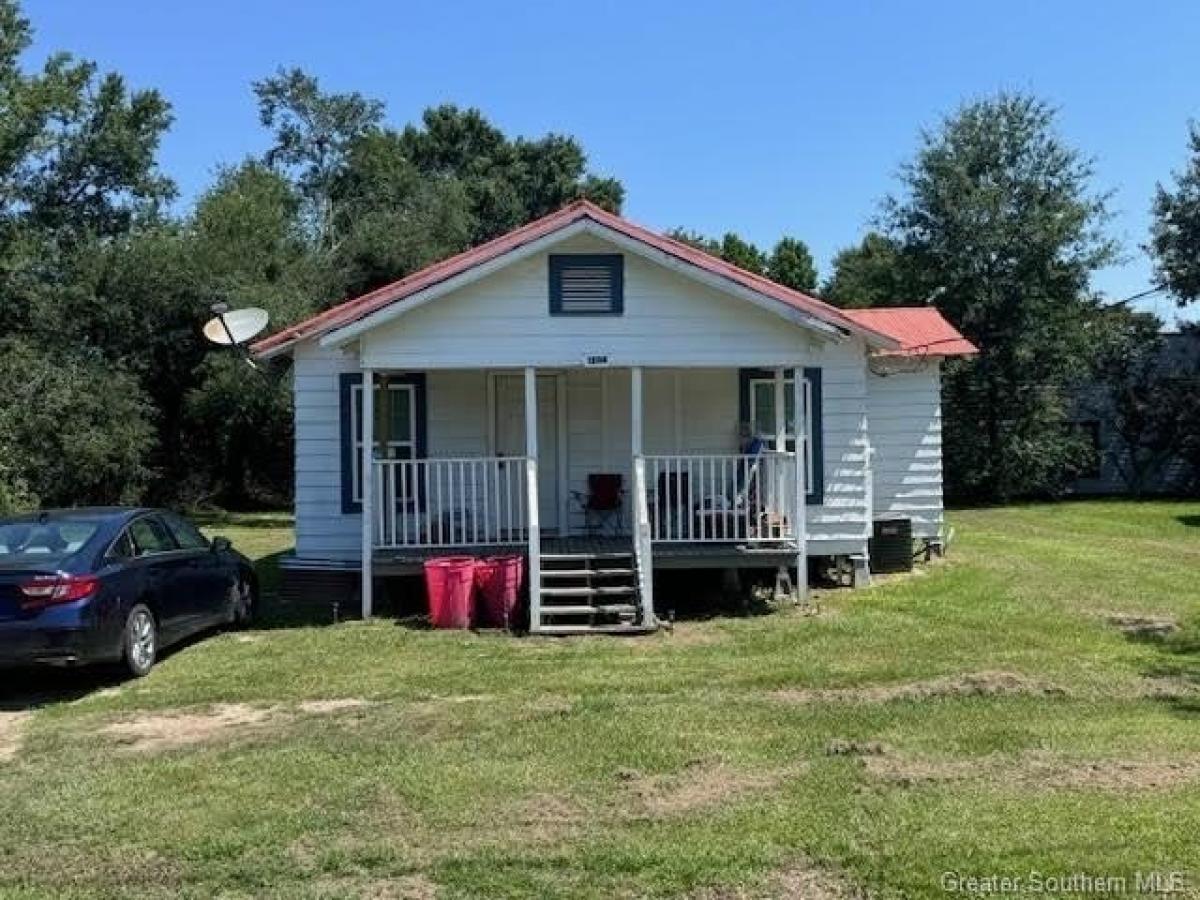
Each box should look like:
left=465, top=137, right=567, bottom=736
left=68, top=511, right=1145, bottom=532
left=370, top=539, right=801, bottom=576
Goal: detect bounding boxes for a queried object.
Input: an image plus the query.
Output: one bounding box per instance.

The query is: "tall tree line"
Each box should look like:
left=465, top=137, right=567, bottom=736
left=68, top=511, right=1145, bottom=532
left=0, top=1, right=621, bottom=512
left=3, top=0, right=1197, bottom=511
left=827, top=96, right=1198, bottom=500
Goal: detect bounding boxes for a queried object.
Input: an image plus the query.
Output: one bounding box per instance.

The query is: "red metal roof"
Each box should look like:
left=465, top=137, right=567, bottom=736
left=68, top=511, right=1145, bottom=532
left=251, top=200, right=899, bottom=357
left=840, top=307, right=978, bottom=357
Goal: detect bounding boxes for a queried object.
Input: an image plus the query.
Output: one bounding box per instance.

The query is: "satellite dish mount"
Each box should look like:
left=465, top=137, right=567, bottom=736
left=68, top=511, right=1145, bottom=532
left=202, top=302, right=270, bottom=371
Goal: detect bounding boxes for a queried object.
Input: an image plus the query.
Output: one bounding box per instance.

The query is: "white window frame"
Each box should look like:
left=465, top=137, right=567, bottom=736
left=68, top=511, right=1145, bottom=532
left=350, top=382, right=417, bottom=504
left=748, top=376, right=814, bottom=493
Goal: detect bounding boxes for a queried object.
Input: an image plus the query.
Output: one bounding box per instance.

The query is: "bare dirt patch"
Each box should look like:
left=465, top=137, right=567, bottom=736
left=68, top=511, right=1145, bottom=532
left=864, top=751, right=1200, bottom=792
left=99, top=698, right=375, bottom=753
left=690, top=859, right=868, bottom=899
left=502, top=792, right=588, bottom=843
left=618, top=759, right=796, bottom=818
left=308, top=873, right=438, bottom=899
left=0, top=710, right=31, bottom=762
left=771, top=671, right=1066, bottom=705
left=1105, top=613, right=1179, bottom=639
left=297, top=698, right=373, bottom=714
left=100, top=703, right=274, bottom=752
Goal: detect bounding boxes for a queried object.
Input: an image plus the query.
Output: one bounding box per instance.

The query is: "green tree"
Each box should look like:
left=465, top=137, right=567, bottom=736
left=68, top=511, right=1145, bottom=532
left=717, top=233, right=767, bottom=274
left=254, top=67, right=384, bottom=247
left=0, top=0, right=174, bottom=505
left=1090, top=312, right=1200, bottom=494
left=398, top=104, right=623, bottom=243
left=666, top=229, right=769, bottom=274
left=767, top=236, right=817, bottom=292
left=1150, top=124, right=1200, bottom=306
left=823, top=232, right=914, bottom=307
left=0, top=340, right=155, bottom=505
left=883, top=93, right=1118, bottom=501
left=328, top=131, right=474, bottom=298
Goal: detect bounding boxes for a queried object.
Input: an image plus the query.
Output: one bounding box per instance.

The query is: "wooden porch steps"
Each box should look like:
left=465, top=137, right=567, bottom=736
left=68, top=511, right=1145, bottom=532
left=534, top=546, right=652, bottom=634
left=541, top=567, right=636, bottom=578
left=541, top=585, right=637, bottom=597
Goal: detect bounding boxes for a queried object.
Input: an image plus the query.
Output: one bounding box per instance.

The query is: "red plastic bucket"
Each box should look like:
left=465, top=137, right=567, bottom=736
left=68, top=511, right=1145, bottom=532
left=423, top=556, right=476, bottom=629
left=474, top=555, right=524, bottom=628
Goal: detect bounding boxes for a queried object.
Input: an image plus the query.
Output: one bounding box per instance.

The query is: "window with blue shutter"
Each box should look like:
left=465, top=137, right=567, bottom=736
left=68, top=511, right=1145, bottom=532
left=549, top=254, right=624, bottom=315
left=340, top=373, right=427, bottom=514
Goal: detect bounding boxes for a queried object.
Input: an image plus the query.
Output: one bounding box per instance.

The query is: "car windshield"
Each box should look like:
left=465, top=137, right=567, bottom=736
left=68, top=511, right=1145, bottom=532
left=0, top=518, right=102, bottom=567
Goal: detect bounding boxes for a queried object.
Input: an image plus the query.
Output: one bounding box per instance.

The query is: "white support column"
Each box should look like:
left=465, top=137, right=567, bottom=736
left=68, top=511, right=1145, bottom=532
left=524, top=367, right=542, bottom=632
left=631, top=366, right=644, bottom=458
left=774, top=368, right=787, bottom=519
left=773, top=368, right=787, bottom=451
left=793, top=367, right=808, bottom=602
left=360, top=368, right=375, bottom=618
left=631, top=366, right=655, bottom=625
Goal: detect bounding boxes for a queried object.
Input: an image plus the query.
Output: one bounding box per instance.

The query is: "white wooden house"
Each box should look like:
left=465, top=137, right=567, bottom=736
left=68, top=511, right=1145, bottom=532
left=252, top=201, right=976, bottom=633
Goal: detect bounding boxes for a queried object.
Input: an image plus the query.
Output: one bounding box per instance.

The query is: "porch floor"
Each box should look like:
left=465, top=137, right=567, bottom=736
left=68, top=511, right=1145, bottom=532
left=373, top=535, right=799, bottom=575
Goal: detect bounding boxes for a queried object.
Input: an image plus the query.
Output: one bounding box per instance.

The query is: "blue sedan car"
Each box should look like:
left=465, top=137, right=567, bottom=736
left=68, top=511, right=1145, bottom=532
left=0, top=508, right=256, bottom=677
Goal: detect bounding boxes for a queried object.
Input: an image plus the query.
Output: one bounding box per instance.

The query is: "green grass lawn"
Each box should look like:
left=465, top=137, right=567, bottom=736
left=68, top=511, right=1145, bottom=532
left=2, top=501, right=1199, bottom=899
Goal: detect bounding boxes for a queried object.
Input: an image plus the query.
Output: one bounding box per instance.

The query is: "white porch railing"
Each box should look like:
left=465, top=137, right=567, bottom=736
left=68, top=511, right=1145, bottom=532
left=644, top=452, right=797, bottom=543
left=373, top=457, right=530, bottom=548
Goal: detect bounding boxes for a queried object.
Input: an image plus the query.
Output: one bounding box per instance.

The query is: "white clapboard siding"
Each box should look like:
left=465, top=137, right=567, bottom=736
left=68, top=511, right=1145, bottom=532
left=867, top=365, right=944, bottom=538
left=293, top=343, right=361, bottom=560
left=359, top=233, right=830, bottom=369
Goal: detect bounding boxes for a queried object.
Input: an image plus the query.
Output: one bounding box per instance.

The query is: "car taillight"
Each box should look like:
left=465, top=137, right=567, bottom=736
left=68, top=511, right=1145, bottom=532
left=19, top=574, right=100, bottom=609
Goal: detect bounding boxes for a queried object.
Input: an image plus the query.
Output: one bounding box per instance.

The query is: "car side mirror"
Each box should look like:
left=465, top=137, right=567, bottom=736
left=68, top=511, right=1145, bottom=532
left=211, top=536, right=232, bottom=553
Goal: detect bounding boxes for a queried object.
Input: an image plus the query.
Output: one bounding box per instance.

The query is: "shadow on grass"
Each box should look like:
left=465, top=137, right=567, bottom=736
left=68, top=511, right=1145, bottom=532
left=0, top=625, right=233, bottom=710
left=1177, top=514, right=1200, bottom=529
left=191, top=511, right=294, bottom=530
left=0, top=666, right=125, bottom=710
left=1135, top=617, right=1200, bottom=718
left=654, top=568, right=778, bottom=622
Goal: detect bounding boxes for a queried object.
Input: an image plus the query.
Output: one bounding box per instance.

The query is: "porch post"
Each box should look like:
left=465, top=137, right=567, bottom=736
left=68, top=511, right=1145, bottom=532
left=793, top=367, right=808, bottom=602
left=630, top=366, right=655, bottom=625
left=524, top=367, right=542, bottom=632
left=631, top=366, right=644, bottom=456
left=774, top=368, right=786, bottom=522
left=773, top=368, right=787, bottom=450
left=361, top=367, right=375, bottom=618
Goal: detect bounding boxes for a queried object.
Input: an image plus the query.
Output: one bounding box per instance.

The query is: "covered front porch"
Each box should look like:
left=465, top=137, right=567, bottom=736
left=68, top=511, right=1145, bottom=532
left=357, top=365, right=810, bottom=632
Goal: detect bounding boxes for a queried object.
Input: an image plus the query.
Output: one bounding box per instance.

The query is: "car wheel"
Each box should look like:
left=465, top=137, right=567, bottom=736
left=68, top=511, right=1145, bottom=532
left=122, top=604, right=157, bottom=678
left=228, top=579, right=254, bottom=628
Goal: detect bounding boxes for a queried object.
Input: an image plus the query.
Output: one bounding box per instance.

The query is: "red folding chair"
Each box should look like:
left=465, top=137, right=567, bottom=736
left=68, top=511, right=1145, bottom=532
left=571, top=473, right=625, bottom=536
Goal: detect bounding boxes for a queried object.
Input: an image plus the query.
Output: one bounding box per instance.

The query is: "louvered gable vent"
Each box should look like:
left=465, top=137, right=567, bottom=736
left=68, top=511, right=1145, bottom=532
left=549, top=254, right=624, bottom=315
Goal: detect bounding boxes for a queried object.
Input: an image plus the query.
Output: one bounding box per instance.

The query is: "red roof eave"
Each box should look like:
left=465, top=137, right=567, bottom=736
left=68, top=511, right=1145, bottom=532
left=840, top=307, right=978, bottom=357
left=251, top=200, right=901, bottom=357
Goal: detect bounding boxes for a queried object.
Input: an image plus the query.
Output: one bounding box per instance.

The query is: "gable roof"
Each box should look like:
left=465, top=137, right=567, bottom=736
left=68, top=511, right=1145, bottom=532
left=840, top=307, right=978, bottom=357
left=251, top=200, right=902, bottom=358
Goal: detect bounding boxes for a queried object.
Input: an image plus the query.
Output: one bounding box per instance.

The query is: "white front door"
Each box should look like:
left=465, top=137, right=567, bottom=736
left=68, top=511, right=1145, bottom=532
left=494, top=374, right=560, bottom=532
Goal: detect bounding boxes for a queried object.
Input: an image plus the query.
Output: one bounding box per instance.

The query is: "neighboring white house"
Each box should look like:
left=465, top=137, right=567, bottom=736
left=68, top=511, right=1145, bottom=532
left=252, top=201, right=976, bottom=633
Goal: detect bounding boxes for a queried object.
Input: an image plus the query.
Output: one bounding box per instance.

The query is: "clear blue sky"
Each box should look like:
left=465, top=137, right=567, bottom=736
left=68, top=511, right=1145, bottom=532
left=25, top=0, right=1200, bottom=325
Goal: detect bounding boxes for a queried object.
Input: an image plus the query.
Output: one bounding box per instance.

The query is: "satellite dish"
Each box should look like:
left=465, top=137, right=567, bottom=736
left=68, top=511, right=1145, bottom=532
left=203, top=305, right=270, bottom=346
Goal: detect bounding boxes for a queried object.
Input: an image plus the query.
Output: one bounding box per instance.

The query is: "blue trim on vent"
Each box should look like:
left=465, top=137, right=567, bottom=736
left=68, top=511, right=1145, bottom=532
left=737, top=367, right=824, bottom=505
left=549, top=253, right=624, bottom=315
left=339, top=372, right=427, bottom=515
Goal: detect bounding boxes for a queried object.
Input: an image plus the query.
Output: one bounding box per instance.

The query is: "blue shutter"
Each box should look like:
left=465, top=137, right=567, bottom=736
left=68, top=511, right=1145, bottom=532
left=737, top=368, right=824, bottom=505
left=549, top=254, right=624, bottom=315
